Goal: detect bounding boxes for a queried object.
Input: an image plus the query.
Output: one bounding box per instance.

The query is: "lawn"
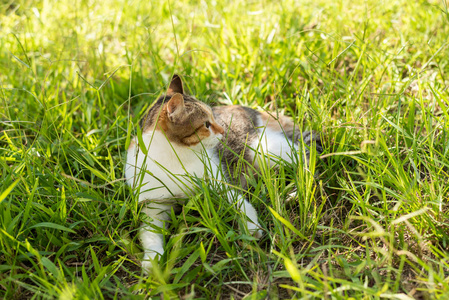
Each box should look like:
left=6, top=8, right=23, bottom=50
left=1, top=0, right=449, bottom=298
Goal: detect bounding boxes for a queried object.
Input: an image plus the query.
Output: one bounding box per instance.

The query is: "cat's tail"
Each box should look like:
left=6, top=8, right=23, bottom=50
left=287, top=129, right=323, bottom=164
left=301, top=130, right=323, bottom=154
left=301, top=130, right=322, bottom=165
left=260, top=112, right=322, bottom=163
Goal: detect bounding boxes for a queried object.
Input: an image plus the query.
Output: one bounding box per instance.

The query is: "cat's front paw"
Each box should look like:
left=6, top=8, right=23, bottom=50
left=247, top=221, right=263, bottom=239
left=141, top=259, right=153, bottom=275
left=141, top=251, right=161, bottom=275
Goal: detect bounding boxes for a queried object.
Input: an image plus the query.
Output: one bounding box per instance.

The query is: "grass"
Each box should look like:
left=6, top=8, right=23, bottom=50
left=1, top=0, right=449, bottom=298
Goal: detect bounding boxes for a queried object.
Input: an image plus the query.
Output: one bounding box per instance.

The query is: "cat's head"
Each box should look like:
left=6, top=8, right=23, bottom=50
left=142, top=75, right=224, bottom=149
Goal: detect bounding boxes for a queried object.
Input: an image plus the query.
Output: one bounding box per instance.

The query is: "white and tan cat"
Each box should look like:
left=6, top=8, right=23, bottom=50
left=125, top=75, right=320, bottom=272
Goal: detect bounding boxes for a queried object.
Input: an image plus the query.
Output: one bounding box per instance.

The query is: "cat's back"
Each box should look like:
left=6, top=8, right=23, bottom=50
left=212, top=105, right=261, bottom=138
left=213, top=104, right=295, bottom=186
left=212, top=105, right=261, bottom=163
left=211, top=104, right=317, bottom=183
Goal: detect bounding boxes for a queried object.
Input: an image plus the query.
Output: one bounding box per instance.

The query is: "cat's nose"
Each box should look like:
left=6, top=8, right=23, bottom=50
left=213, top=124, right=225, bottom=135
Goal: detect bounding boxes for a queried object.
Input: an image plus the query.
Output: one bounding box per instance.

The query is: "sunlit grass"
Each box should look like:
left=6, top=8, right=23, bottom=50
left=1, top=0, right=448, bottom=298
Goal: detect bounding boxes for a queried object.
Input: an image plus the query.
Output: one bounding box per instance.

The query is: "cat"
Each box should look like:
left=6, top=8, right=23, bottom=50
left=125, top=74, right=321, bottom=272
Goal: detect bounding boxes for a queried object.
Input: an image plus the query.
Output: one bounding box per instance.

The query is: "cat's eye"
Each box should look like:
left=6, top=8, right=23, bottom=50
left=205, top=121, right=211, bottom=128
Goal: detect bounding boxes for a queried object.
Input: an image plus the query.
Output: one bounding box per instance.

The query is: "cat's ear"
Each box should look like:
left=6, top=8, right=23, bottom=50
left=167, top=74, right=184, bottom=95
left=166, top=93, right=185, bottom=118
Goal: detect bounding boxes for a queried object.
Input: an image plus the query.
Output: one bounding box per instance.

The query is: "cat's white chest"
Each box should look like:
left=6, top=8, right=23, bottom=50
left=125, top=130, right=216, bottom=201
